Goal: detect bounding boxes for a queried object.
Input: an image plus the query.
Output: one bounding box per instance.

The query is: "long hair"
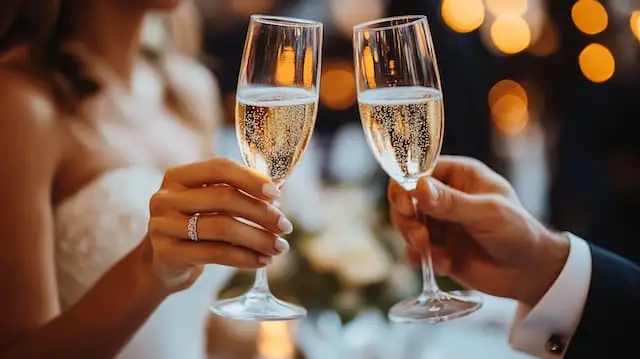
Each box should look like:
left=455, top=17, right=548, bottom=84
left=0, top=1, right=59, bottom=52
left=0, top=0, right=216, bottom=133
left=0, top=1, right=109, bottom=112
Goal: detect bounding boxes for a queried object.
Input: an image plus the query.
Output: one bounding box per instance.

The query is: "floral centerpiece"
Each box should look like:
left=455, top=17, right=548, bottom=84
left=218, top=184, right=460, bottom=323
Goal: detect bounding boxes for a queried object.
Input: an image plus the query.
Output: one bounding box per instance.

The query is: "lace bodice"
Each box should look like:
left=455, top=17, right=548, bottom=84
left=55, top=168, right=234, bottom=359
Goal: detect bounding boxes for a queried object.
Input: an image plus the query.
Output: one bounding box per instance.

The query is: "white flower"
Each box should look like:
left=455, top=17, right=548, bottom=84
left=302, top=223, right=392, bottom=286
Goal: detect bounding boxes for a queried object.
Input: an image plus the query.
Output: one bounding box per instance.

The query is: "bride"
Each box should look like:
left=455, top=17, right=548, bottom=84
left=0, top=1, right=292, bottom=358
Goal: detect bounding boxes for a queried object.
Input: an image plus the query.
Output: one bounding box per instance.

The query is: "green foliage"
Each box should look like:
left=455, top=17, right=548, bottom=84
left=219, top=185, right=463, bottom=323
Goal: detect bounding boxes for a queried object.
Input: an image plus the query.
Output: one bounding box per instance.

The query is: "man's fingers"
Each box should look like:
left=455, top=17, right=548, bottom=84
left=430, top=156, right=485, bottom=182
left=388, top=180, right=415, bottom=217
left=415, top=176, right=495, bottom=225
left=405, top=244, right=452, bottom=276
left=431, top=156, right=517, bottom=198
left=390, top=205, right=428, bottom=250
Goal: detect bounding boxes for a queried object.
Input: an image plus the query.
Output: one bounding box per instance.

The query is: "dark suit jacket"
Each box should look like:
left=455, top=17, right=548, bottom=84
left=565, top=244, right=640, bottom=358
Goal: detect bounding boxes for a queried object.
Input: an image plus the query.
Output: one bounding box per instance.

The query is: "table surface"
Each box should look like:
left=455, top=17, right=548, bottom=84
left=293, top=293, right=535, bottom=359
left=400, top=294, right=534, bottom=359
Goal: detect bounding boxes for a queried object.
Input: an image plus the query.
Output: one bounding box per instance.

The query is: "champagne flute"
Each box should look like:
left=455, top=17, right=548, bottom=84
left=210, top=15, right=322, bottom=321
left=353, top=15, right=482, bottom=323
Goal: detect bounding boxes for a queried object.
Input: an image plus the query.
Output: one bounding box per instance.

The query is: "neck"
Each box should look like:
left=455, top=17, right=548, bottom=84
left=67, top=2, right=145, bottom=86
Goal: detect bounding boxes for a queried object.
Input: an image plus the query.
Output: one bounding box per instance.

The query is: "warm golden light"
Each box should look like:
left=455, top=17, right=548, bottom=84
left=361, top=47, right=376, bottom=88
left=275, top=46, right=295, bottom=86
left=578, top=43, right=615, bottom=83
left=571, top=0, right=608, bottom=35
left=489, top=80, right=529, bottom=135
left=489, top=79, right=527, bottom=107
left=492, top=95, right=529, bottom=135
left=441, top=0, right=485, bottom=33
left=231, top=0, right=276, bottom=17
left=319, top=62, right=357, bottom=110
left=485, top=0, right=527, bottom=16
left=630, top=11, right=640, bottom=42
left=490, top=15, right=531, bottom=55
left=257, top=322, right=294, bottom=359
left=528, top=19, right=560, bottom=56
left=329, top=0, right=385, bottom=37
left=303, top=47, right=313, bottom=88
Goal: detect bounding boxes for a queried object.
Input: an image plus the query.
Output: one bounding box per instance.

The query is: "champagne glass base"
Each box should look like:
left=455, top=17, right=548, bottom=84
left=210, top=292, right=307, bottom=321
left=389, top=290, right=482, bottom=324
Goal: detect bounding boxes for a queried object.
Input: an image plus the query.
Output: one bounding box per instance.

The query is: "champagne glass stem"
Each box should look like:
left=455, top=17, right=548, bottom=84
left=412, top=196, right=440, bottom=296
left=251, top=268, right=270, bottom=294
left=248, top=197, right=283, bottom=294
left=420, top=253, right=439, bottom=295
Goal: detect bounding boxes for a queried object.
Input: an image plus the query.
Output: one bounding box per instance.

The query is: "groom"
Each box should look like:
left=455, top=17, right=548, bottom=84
left=388, top=156, right=639, bottom=358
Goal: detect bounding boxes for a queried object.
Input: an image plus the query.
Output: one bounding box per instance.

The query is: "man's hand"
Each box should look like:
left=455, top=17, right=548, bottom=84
left=388, top=156, right=570, bottom=307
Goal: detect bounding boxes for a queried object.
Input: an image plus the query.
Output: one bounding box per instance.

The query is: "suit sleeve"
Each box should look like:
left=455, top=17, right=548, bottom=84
left=509, top=233, right=591, bottom=358
left=562, top=243, right=640, bottom=358
left=510, top=233, right=640, bottom=358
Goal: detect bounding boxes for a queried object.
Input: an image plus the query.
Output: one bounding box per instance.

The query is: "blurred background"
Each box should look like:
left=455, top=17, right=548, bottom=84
left=158, top=0, right=640, bottom=358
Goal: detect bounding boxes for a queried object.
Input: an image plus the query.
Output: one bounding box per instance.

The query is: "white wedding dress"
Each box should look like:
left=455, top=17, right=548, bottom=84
left=54, top=167, right=234, bottom=359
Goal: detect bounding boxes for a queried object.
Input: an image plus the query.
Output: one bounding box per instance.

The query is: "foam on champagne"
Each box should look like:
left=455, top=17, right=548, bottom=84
left=236, top=87, right=318, bottom=187
left=358, top=86, right=444, bottom=190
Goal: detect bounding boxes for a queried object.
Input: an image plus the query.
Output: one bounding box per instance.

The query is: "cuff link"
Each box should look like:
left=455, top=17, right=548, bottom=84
left=546, top=334, right=566, bottom=355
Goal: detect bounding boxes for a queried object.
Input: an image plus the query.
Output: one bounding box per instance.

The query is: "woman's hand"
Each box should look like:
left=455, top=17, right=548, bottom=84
left=146, top=158, right=292, bottom=291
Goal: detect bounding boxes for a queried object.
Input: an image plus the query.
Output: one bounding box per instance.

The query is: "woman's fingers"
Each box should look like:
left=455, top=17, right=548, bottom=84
left=149, top=185, right=292, bottom=235
left=162, top=157, right=280, bottom=201
left=149, top=214, right=289, bottom=256
left=154, top=237, right=272, bottom=269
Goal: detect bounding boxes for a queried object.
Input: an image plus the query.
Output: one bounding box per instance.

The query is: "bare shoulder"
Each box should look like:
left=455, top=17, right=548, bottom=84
left=0, top=67, right=62, bottom=172
left=0, top=67, right=63, bottom=339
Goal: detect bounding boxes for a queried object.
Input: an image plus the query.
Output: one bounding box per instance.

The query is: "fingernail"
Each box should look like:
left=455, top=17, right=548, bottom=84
left=259, top=256, right=272, bottom=265
left=277, top=216, right=294, bottom=234
left=275, top=237, right=290, bottom=253
left=398, top=196, right=414, bottom=216
left=262, top=184, right=281, bottom=199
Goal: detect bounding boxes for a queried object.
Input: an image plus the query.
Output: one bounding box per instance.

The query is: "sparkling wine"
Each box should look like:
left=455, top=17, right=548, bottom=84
left=358, top=86, right=444, bottom=189
left=236, top=87, right=318, bottom=186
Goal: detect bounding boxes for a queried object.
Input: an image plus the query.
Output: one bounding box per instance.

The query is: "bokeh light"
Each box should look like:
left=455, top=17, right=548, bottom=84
left=490, top=15, right=532, bottom=55
left=359, top=46, right=377, bottom=89
left=319, top=61, right=357, bottom=111
left=275, top=46, right=295, bottom=86
left=578, top=43, right=615, bottom=83
left=329, top=0, right=384, bottom=38
left=485, top=0, right=528, bottom=16
left=630, top=11, right=640, bottom=42
left=441, top=0, right=485, bottom=33
left=257, top=322, right=294, bottom=359
left=303, top=48, right=313, bottom=89
left=230, top=0, right=276, bottom=17
left=571, top=0, right=608, bottom=35
left=528, top=18, right=560, bottom=56
left=489, top=80, right=529, bottom=135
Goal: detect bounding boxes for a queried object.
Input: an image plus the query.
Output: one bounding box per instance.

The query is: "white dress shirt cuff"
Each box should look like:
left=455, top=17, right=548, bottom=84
left=509, top=233, right=591, bottom=358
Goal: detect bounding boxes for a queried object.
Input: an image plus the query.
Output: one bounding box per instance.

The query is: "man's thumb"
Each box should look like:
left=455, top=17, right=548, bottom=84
left=415, top=176, right=482, bottom=224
